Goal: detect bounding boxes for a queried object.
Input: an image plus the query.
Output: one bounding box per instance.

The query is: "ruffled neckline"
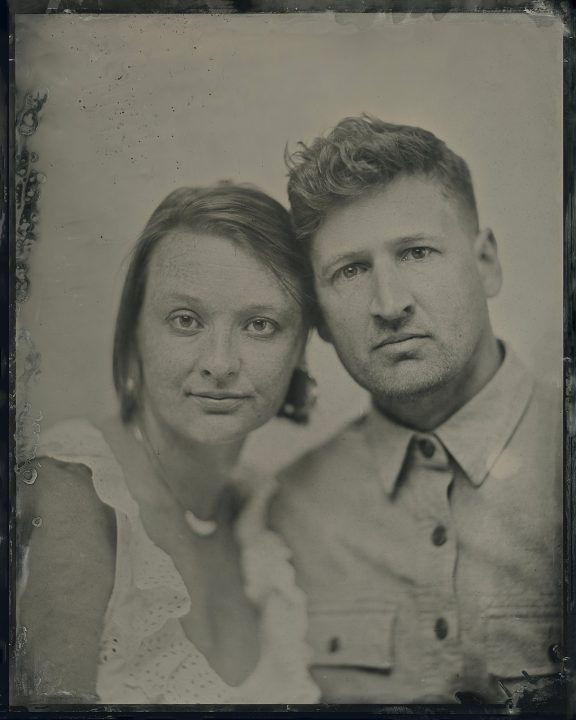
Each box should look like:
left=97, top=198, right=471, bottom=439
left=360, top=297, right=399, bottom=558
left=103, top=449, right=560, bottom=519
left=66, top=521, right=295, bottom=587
left=37, top=418, right=318, bottom=703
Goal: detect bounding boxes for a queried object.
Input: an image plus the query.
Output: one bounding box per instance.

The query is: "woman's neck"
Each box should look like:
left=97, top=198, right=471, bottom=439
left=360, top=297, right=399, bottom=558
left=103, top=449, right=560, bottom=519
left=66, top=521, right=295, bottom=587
left=135, top=410, right=244, bottom=520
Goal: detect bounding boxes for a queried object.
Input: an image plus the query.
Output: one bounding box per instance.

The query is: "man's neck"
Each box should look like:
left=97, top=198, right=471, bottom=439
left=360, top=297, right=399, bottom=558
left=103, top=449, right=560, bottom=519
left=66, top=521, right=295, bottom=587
left=374, top=335, right=504, bottom=433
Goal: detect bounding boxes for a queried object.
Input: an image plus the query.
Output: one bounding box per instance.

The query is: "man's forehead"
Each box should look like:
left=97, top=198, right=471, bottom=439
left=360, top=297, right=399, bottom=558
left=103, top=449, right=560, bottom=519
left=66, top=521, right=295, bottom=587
left=311, top=177, right=459, bottom=254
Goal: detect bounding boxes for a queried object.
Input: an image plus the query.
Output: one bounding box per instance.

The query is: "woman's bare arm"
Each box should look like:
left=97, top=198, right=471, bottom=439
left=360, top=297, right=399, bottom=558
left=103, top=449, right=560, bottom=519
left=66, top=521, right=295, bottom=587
left=16, top=458, right=116, bottom=703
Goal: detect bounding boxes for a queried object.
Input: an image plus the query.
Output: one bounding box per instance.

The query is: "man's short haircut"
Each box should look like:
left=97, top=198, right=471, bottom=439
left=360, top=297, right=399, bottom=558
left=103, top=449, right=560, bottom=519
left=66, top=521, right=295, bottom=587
left=286, top=115, right=479, bottom=247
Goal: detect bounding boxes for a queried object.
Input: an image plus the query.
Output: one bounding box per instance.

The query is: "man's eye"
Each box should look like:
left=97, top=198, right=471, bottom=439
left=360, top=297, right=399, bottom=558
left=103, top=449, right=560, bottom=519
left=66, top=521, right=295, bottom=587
left=168, top=312, right=202, bottom=332
left=245, top=318, right=278, bottom=338
left=334, top=264, right=368, bottom=282
left=401, top=247, right=434, bottom=261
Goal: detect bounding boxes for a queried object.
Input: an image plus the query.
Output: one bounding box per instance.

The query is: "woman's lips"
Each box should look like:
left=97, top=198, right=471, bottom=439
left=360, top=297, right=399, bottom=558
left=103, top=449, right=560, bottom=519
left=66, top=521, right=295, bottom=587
left=186, top=392, right=252, bottom=412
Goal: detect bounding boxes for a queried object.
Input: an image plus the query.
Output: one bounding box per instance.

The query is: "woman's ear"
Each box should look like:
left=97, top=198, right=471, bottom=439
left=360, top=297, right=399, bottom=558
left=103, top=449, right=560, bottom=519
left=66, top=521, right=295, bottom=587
left=473, top=227, right=502, bottom=299
left=127, top=351, right=143, bottom=397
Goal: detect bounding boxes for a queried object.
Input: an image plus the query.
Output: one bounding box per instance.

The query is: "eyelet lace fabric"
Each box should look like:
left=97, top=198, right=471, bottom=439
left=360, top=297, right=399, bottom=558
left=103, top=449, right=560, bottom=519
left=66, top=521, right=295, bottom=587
left=37, top=419, right=319, bottom=704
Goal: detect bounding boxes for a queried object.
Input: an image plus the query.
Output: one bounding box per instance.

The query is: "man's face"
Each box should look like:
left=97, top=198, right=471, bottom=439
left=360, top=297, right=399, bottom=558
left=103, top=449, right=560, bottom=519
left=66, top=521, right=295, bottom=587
left=311, top=175, right=502, bottom=404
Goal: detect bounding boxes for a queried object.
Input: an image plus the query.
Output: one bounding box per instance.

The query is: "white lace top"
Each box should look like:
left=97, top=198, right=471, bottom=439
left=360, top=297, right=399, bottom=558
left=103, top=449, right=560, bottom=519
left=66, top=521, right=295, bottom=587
left=37, top=419, right=319, bottom=704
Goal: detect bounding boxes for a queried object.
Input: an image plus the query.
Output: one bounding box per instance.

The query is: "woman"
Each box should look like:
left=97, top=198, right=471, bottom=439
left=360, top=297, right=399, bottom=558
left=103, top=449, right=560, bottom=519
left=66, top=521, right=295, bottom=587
left=17, top=183, right=319, bottom=704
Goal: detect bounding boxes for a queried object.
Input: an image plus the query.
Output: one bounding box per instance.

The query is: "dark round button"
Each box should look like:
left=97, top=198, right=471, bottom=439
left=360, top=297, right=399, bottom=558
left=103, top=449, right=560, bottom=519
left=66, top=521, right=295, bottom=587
left=435, top=617, right=449, bottom=640
left=418, top=438, right=436, bottom=458
left=548, top=643, right=563, bottom=663
left=431, top=525, right=447, bottom=546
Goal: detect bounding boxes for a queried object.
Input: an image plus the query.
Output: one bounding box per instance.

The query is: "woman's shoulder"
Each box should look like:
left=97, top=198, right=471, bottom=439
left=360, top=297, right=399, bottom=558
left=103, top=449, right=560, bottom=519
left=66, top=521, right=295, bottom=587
left=34, top=417, right=136, bottom=515
left=38, top=417, right=113, bottom=462
left=20, top=455, right=115, bottom=551
left=20, top=416, right=120, bottom=538
left=17, top=425, right=117, bottom=703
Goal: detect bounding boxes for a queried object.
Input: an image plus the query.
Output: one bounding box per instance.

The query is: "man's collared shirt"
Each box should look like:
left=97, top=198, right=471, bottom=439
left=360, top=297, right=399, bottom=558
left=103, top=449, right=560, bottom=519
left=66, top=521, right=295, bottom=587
left=271, top=347, right=563, bottom=703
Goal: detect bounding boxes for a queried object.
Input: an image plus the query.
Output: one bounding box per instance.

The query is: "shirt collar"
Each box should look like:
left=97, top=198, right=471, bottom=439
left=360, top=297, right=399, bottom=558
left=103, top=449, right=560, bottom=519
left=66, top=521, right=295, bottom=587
left=364, top=405, right=414, bottom=497
left=364, top=344, right=535, bottom=495
left=436, top=345, right=534, bottom=487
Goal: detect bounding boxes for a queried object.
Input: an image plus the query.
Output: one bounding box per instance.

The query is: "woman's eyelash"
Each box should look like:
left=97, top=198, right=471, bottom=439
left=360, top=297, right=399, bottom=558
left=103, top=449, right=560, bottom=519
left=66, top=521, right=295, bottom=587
left=245, top=318, right=279, bottom=337
left=167, top=311, right=202, bottom=330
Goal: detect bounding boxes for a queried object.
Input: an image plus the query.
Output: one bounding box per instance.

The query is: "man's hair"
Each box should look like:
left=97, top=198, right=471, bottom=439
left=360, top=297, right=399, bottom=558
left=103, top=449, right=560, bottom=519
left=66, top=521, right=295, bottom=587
left=113, top=182, right=313, bottom=422
left=286, top=115, right=479, bottom=246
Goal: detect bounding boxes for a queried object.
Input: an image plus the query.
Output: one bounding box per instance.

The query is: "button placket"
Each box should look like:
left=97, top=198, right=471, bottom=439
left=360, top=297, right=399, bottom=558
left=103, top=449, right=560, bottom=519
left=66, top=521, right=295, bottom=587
left=411, top=435, right=455, bottom=568
left=416, top=601, right=462, bottom=687
left=435, top=617, right=449, bottom=640
left=431, top=524, right=448, bottom=547
left=418, top=437, right=436, bottom=459
left=408, top=434, right=462, bottom=684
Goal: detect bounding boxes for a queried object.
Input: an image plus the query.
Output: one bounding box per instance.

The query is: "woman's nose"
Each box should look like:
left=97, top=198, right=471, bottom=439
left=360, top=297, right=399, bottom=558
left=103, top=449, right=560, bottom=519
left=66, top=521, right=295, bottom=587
left=198, top=332, right=240, bottom=381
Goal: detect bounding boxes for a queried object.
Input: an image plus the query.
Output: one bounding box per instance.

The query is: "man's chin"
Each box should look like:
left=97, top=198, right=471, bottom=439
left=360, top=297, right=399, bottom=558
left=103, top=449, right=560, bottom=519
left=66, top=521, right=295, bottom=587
left=367, top=367, right=451, bottom=401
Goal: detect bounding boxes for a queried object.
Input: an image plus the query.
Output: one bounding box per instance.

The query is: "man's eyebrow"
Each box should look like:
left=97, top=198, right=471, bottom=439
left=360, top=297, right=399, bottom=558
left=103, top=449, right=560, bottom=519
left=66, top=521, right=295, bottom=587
left=392, top=233, right=444, bottom=245
left=317, top=234, right=445, bottom=275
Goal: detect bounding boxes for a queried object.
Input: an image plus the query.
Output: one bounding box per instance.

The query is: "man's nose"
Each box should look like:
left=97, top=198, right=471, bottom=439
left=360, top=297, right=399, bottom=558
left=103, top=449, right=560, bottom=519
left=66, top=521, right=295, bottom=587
left=198, top=330, right=240, bottom=381
left=369, top=261, right=414, bottom=323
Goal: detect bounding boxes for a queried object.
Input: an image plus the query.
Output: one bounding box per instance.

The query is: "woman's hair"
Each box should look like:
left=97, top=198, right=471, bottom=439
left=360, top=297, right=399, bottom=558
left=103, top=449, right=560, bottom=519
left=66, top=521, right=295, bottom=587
left=113, top=182, right=313, bottom=423
left=286, top=115, right=479, bottom=247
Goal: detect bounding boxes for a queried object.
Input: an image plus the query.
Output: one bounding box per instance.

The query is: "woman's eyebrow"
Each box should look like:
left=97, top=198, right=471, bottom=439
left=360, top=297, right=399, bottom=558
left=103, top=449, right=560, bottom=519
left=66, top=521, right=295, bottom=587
left=153, top=292, right=205, bottom=305
left=239, top=303, right=299, bottom=319
left=152, top=294, right=295, bottom=318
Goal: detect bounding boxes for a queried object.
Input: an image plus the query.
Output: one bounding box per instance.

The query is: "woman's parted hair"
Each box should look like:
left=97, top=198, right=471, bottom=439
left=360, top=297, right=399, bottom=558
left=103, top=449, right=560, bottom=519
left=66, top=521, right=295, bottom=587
left=286, top=115, right=479, bottom=246
left=113, top=182, right=313, bottom=422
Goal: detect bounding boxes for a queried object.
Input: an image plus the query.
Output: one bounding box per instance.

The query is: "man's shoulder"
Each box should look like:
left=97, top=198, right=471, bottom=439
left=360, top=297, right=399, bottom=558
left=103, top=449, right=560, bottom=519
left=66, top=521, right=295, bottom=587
left=523, top=370, right=562, bottom=437
left=531, top=373, right=562, bottom=407
left=277, top=414, right=368, bottom=488
left=270, top=414, right=368, bottom=535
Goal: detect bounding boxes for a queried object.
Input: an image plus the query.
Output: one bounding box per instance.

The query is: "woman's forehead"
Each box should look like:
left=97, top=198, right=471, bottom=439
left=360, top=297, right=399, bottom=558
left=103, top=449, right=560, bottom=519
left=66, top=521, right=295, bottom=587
left=145, top=229, right=299, bottom=306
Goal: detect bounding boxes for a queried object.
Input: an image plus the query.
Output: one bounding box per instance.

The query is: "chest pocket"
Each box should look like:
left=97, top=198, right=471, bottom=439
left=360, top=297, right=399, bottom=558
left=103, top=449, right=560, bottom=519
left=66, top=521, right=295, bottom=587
left=308, top=607, right=396, bottom=671
left=483, top=598, right=562, bottom=679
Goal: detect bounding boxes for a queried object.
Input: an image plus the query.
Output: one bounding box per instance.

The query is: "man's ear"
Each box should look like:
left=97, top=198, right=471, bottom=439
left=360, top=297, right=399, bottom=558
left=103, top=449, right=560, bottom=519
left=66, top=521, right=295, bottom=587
left=473, top=227, right=502, bottom=299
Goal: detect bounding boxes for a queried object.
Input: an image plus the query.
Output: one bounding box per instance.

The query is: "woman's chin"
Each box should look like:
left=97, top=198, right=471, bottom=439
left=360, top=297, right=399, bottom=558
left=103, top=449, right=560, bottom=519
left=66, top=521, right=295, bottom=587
left=177, top=410, right=272, bottom=447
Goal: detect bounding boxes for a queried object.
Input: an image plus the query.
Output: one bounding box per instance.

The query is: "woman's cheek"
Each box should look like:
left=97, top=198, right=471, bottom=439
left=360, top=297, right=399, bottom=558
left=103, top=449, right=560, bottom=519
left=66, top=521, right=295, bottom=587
left=247, top=338, right=299, bottom=396
left=143, top=341, right=191, bottom=386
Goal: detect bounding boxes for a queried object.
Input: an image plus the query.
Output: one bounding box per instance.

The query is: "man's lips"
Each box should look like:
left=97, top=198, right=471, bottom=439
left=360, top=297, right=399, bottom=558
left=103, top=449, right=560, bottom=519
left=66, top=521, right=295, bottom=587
left=372, top=333, right=430, bottom=351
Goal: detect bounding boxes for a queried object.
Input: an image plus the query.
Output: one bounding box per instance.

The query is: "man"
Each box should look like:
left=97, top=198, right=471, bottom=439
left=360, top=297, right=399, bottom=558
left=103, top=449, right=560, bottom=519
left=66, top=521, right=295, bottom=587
left=271, top=117, right=563, bottom=704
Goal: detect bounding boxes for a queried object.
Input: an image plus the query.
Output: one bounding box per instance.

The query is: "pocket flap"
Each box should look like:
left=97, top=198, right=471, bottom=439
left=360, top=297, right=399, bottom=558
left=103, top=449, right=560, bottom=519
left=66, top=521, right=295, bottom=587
left=308, top=607, right=395, bottom=670
left=484, top=609, right=562, bottom=678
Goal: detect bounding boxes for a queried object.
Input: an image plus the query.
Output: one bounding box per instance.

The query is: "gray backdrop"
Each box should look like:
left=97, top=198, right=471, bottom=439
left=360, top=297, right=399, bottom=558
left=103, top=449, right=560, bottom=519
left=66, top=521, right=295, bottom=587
left=16, top=12, right=563, bottom=473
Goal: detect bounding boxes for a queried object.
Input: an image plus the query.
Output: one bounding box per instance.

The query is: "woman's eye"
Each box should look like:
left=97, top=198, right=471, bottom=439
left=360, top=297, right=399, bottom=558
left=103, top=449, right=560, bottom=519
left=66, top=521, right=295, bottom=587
left=333, top=263, right=368, bottom=283
left=245, top=318, right=278, bottom=338
left=401, top=247, right=434, bottom=262
left=167, top=312, right=202, bottom=332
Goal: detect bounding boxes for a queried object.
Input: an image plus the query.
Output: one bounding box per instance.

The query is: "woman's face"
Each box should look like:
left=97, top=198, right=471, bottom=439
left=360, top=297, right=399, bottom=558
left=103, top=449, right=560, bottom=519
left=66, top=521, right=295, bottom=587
left=135, top=229, right=307, bottom=446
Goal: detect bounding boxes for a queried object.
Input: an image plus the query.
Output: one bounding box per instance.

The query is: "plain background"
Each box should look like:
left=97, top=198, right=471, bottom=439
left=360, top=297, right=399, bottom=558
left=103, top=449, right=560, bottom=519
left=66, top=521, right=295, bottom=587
left=16, top=12, right=564, bottom=473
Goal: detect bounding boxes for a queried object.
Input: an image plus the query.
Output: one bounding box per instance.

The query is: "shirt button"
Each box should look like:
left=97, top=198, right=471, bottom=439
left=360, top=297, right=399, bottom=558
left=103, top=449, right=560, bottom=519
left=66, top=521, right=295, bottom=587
left=548, top=643, right=563, bottom=663
left=418, top=438, right=436, bottom=458
left=431, top=525, right=447, bottom=546
left=435, top=617, right=449, bottom=640
left=328, top=636, right=340, bottom=653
